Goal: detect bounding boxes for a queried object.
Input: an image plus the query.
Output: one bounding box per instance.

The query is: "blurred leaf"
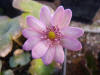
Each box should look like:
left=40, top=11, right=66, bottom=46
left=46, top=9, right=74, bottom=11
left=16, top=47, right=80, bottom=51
left=2, top=70, right=14, bottom=75
left=79, top=62, right=90, bottom=75
left=85, top=51, right=100, bottom=75
left=13, top=0, right=54, bottom=28
left=9, top=51, right=31, bottom=68
left=13, top=0, right=43, bottom=28
left=29, top=59, right=56, bottom=75
left=85, top=51, right=97, bottom=70
left=13, top=0, right=44, bottom=18
left=0, top=16, right=21, bottom=57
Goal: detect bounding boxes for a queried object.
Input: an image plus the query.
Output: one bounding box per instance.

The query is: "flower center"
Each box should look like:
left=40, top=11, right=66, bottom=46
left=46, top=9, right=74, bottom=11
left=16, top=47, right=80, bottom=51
left=48, top=31, right=56, bottom=40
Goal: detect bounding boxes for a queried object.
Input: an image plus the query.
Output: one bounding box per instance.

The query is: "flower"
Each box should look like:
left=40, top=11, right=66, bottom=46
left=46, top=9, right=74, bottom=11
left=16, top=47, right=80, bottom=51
left=22, top=6, right=84, bottom=65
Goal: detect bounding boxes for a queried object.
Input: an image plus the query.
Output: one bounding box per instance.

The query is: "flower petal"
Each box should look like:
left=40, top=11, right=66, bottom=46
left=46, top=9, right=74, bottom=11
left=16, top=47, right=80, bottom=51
left=23, top=37, right=40, bottom=51
left=61, top=27, right=84, bottom=38
left=27, top=16, right=46, bottom=32
left=56, top=9, right=72, bottom=29
left=54, top=45, right=64, bottom=64
left=42, top=46, right=55, bottom=65
left=40, top=6, right=51, bottom=26
left=51, top=6, right=64, bottom=27
left=32, top=41, right=49, bottom=59
left=63, top=9, right=72, bottom=27
left=62, top=37, right=82, bottom=51
left=22, top=28, right=41, bottom=39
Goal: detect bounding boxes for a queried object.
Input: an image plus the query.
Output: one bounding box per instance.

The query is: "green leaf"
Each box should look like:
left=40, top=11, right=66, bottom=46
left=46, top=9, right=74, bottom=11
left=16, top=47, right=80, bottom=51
left=0, top=16, right=21, bottom=57
left=85, top=51, right=96, bottom=70
left=13, top=0, right=43, bottom=19
left=2, top=70, right=14, bottom=75
left=13, top=0, right=54, bottom=28
left=9, top=51, right=31, bottom=68
left=85, top=51, right=100, bottom=75
left=29, top=59, right=56, bottom=75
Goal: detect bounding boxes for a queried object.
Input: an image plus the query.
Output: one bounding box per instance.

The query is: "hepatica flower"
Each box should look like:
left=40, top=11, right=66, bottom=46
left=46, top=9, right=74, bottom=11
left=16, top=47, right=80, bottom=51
left=22, top=6, right=84, bottom=64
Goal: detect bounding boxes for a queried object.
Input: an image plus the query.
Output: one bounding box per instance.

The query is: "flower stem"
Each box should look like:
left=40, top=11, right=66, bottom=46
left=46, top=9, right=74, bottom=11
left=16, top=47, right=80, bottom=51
left=63, top=48, right=67, bottom=75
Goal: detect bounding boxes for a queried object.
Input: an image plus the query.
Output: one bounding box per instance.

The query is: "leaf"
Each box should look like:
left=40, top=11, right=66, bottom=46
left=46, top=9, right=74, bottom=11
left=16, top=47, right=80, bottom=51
left=29, top=59, right=56, bottom=75
left=13, top=0, right=54, bottom=28
left=0, top=16, right=21, bottom=57
left=85, top=51, right=100, bottom=75
left=13, top=0, right=44, bottom=18
left=9, top=50, right=31, bottom=68
left=85, top=51, right=97, bottom=70
left=2, top=70, right=14, bottom=75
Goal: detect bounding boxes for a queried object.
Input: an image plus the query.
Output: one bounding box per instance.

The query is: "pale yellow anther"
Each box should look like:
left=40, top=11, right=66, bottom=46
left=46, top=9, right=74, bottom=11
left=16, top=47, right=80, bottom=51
left=48, top=31, right=56, bottom=40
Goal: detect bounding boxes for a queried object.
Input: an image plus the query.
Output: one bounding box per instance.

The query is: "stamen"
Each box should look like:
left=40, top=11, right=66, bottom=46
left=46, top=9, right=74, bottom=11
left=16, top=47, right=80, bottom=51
left=48, top=31, right=56, bottom=40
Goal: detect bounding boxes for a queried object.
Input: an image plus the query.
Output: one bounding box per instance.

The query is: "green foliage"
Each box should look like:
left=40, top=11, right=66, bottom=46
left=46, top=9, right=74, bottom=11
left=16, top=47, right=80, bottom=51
left=2, top=70, right=14, bottom=75
left=0, top=61, right=14, bottom=75
left=13, top=0, right=43, bottom=19
left=85, top=51, right=96, bottom=70
left=29, top=59, right=56, bottom=75
left=0, top=16, right=21, bottom=57
left=21, top=1, right=43, bottom=19
left=85, top=51, right=100, bottom=75
left=13, top=0, right=43, bottom=28
left=13, top=0, right=53, bottom=28
left=9, top=51, right=31, bottom=68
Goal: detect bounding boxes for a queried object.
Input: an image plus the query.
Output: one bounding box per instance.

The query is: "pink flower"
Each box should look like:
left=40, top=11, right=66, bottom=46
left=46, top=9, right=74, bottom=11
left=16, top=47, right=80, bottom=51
left=22, top=6, right=84, bottom=64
